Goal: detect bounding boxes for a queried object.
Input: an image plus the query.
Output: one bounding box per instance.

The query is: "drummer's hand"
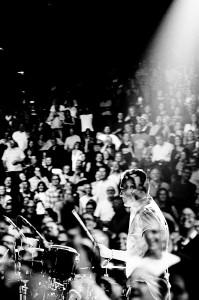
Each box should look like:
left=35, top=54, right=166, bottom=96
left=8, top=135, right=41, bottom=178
left=98, top=243, right=112, bottom=259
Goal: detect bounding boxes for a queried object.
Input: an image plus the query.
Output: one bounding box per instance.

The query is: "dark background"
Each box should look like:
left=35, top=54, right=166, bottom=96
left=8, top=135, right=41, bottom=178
left=0, top=0, right=174, bottom=109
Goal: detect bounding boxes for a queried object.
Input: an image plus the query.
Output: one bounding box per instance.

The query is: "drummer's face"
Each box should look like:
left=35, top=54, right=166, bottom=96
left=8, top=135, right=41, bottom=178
left=120, top=179, right=139, bottom=207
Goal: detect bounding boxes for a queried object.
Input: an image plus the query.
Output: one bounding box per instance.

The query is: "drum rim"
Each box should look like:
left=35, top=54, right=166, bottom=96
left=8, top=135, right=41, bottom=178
left=49, top=245, right=79, bottom=255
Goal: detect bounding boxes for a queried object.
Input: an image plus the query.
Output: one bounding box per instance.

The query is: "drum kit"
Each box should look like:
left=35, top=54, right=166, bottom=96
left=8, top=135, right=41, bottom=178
left=0, top=242, right=128, bottom=300
left=1, top=214, right=128, bottom=300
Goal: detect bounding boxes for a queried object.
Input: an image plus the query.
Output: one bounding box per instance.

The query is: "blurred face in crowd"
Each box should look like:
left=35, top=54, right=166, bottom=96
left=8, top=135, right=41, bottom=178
left=106, top=186, right=115, bottom=198
left=9, top=140, right=16, bottom=148
left=64, top=189, right=74, bottom=203
left=84, top=184, right=92, bottom=195
left=82, top=213, right=96, bottom=232
left=150, top=168, right=161, bottom=182
left=46, top=157, right=52, bottom=166
left=31, top=155, right=37, bottom=165
left=117, top=112, right=123, bottom=120
left=3, top=198, right=13, bottom=214
left=95, top=171, right=101, bottom=181
left=37, top=182, right=46, bottom=192
left=155, top=135, right=164, bottom=146
left=51, top=175, right=60, bottom=187
left=4, top=177, right=12, bottom=187
left=0, top=221, right=9, bottom=236
left=111, top=161, right=120, bottom=172
left=43, top=221, right=59, bottom=240
left=96, top=152, right=103, bottom=162
left=99, top=167, right=107, bottom=180
left=115, top=152, right=122, bottom=162
left=180, top=208, right=196, bottom=230
left=19, top=173, right=27, bottom=182
left=104, top=126, right=111, bottom=134
left=34, top=167, right=41, bottom=178
left=1, top=234, right=15, bottom=253
left=0, top=186, right=6, bottom=196
left=135, top=123, right=142, bottom=134
left=116, top=232, right=127, bottom=251
left=63, top=165, right=71, bottom=174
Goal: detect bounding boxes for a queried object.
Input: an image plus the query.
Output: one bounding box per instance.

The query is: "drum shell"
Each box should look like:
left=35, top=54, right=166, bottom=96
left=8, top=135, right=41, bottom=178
left=43, top=245, right=79, bottom=281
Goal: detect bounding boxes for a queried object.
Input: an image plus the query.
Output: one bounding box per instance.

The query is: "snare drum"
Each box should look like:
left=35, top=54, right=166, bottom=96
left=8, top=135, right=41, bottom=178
left=43, top=245, right=79, bottom=281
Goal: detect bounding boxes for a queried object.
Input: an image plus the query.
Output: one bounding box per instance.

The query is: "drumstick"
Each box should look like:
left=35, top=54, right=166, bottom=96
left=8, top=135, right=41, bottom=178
left=72, top=209, right=96, bottom=244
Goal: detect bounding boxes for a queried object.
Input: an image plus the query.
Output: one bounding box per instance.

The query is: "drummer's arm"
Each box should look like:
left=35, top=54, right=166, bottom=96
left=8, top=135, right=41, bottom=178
left=98, top=243, right=127, bottom=262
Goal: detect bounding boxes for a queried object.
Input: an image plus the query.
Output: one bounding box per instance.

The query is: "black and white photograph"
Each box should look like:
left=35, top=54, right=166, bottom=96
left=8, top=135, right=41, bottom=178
left=0, top=0, right=199, bottom=299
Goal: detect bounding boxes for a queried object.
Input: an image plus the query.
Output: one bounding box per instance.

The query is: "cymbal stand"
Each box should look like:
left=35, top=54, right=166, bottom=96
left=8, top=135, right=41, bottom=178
left=14, top=241, right=29, bottom=300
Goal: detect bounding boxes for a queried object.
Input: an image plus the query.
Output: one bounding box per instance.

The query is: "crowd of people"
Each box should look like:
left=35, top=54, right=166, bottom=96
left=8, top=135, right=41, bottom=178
left=0, top=60, right=199, bottom=299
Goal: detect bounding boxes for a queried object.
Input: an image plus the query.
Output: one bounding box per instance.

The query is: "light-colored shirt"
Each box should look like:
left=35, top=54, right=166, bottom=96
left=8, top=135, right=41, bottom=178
left=64, top=135, right=81, bottom=151
left=152, top=142, right=174, bottom=162
left=2, top=147, right=25, bottom=172
left=12, top=131, right=28, bottom=151
left=94, top=199, right=115, bottom=222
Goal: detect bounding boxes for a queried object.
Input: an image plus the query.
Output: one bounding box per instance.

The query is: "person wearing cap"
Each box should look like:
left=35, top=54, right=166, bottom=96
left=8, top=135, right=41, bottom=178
left=98, top=168, right=171, bottom=298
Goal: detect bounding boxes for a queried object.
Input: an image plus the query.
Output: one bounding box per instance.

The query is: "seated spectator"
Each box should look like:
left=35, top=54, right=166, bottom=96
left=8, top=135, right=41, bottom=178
left=149, top=115, right=163, bottom=137
left=172, top=207, right=199, bottom=300
left=124, top=105, right=137, bottom=134
left=69, top=166, right=87, bottom=186
left=170, top=135, right=187, bottom=175
left=2, top=139, right=25, bottom=175
left=85, top=199, right=97, bottom=215
left=131, top=123, right=149, bottom=162
left=140, top=135, right=156, bottom=172
left=109, top=196, right=130, bottom=240
left=63, top=109, right=75, bottom=139
left=97, top=125, right=121, bottom=151
left=119, top=132, right=134, bottom=166
left=170, top=166, right=196, bottom=214
left=94, top=186, right=116, bottom=229
left=64, top=127, right=81, bottom=152
left=47, top=137, right=65, bottom=168
left=151, top=133, right=174, bottom=182
left=184, top=129, right=196, bottom=157
left=148, top=167, right=170, bottom=200
left=79, top=183, right=97, bottom=215
left=45, top=174, right=65, bottom=223
left=101, top=133, right=116, bottom=156
left=108, top=161, right=123, bottom=186
left=62, top=164, right=73, bottom=182
left=156, top=188, right=178, bottom=229
left=93, top=166, right=118, bottom=203
left=71, top=142, right=83, bottom=172
left=81, top=128, right=95, bottom=154
left=102, top=150, right=114, bottom=169
left=112, top=112, right=125, bottom=138
left=114, top=151, right=128, bottom=171
left=28, top=166, right=49, bottom=192
left=12, top=123, right=28, bottom=151
left=79, top=152, right=91, bottom=175
left=19, top=181, right=35, bottom=205
left=89, top=151, right=106, bottom=182
left=43, top=156, right=54, bottom=181
left=46, top=98, right=65, bottom=140
left=34, top=181, right=49, bottom=213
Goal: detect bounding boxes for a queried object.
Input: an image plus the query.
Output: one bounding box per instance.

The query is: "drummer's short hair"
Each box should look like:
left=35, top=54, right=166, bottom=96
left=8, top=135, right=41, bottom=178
left=120, top=168, right=149, bottom=194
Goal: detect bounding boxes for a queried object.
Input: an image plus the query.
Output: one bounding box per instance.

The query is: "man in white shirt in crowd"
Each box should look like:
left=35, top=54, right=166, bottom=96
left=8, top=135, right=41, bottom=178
left=12, top=123, right=28, bottom=151
left=64, top=127, right=81, bottom=152
left=2, top=139, right=25, bottom=173
left=93, top=166, right=118, bottom=203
